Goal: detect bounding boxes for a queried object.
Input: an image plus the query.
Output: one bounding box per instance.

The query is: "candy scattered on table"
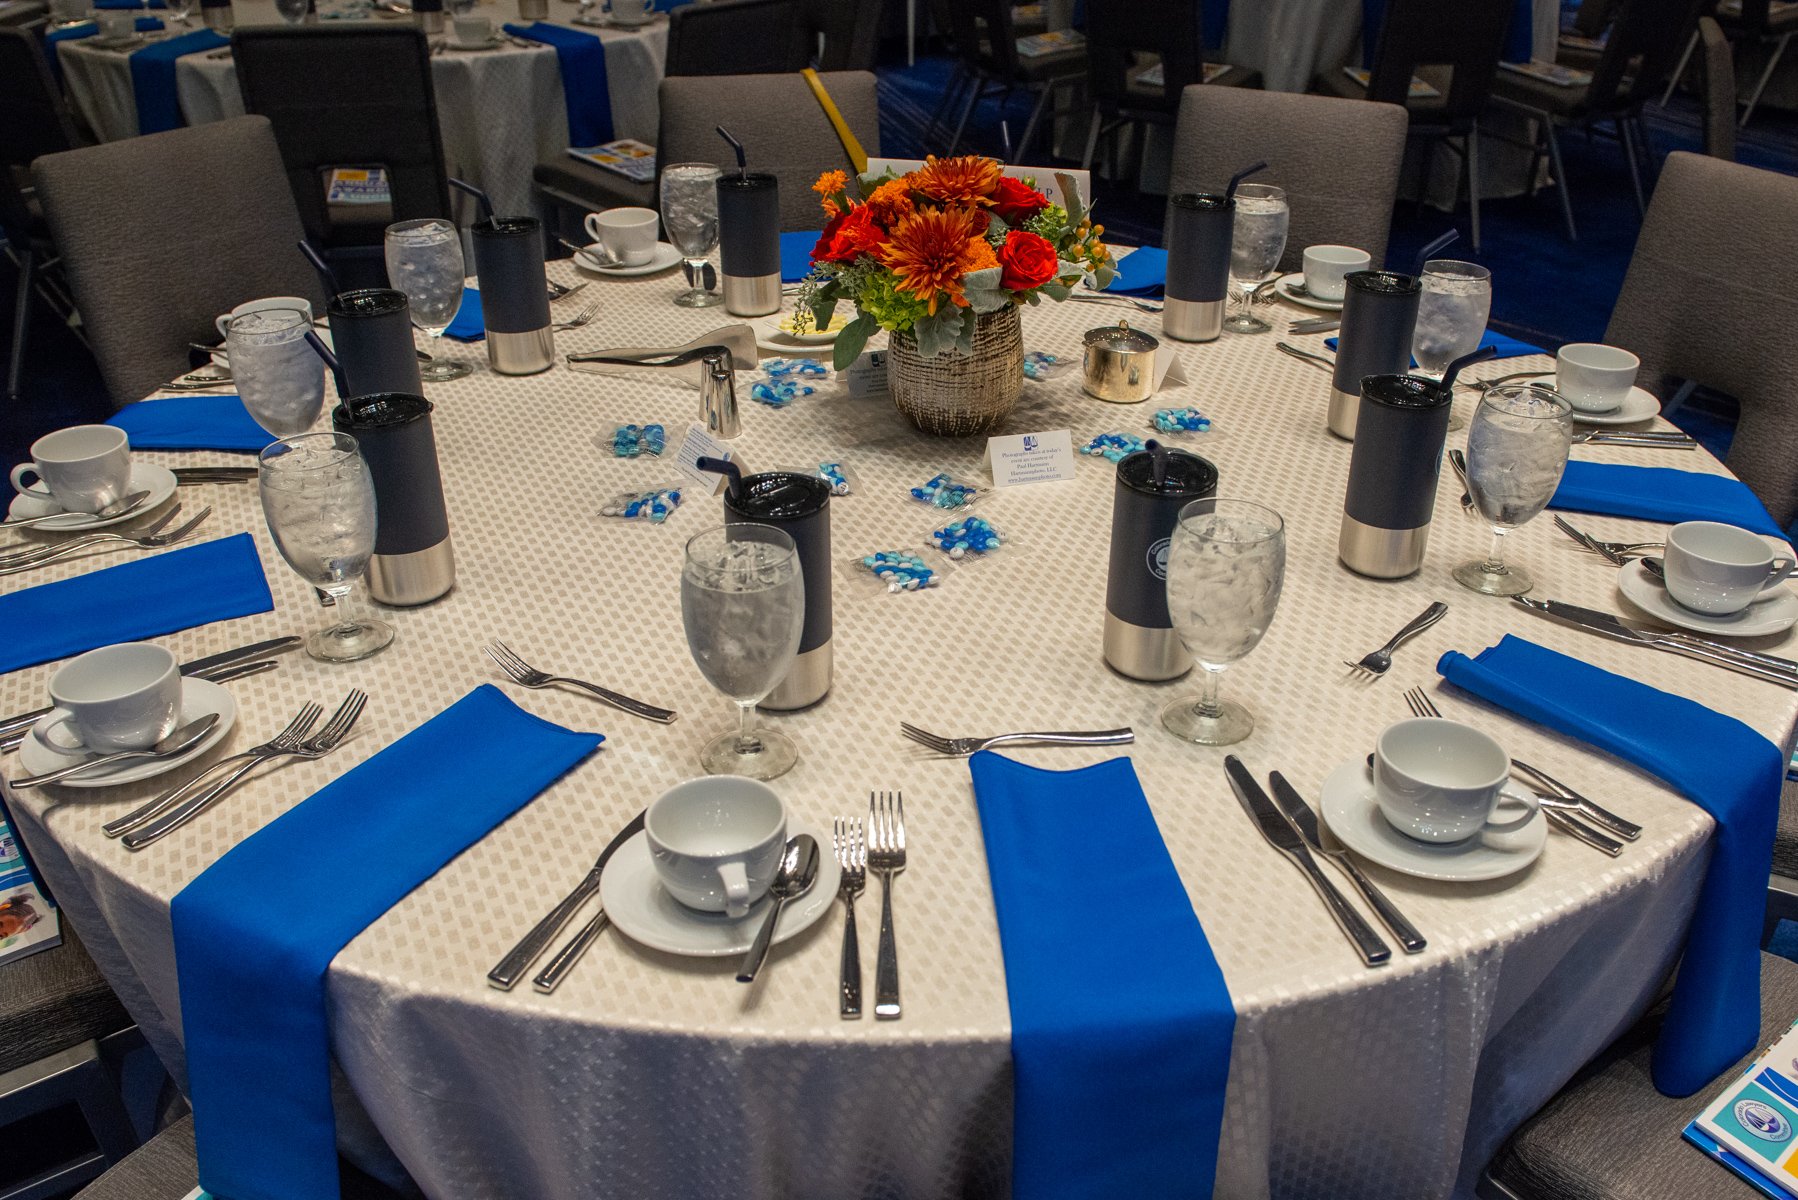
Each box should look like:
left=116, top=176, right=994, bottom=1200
left=763, top=357, right=829, bottom=379
left=861, top=551, right=940, bottom=592
left=1023, top=350, right=1069, bottom=381
left=1081, top=432, right=1146, bottom=462
left=818, top=461, right=852, bottom=496
left=930, top=515, right=1002, bottom=559
left=1151, top=407, right=1211, bottom=433
left=611, top=423, right=665, bottom=457
left=910, top=472, right=980, bottom=509
left=749, top=379, right=818, bottom=408
left=599, top=486, right=682, bottom=523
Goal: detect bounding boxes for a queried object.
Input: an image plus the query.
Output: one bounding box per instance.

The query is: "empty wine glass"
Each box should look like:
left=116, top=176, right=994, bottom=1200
left=259, top=433, right=395, bottom=663
left=164, top=0, right=194, bottom=24
left=225, top=308, right=324, bottom=439
left=1454, top=384, right=1573, bottom=596
left=1163, top=498, right=1287, bottom=746
left=1225, top=183, right=1288, bottom=335
left=660, top=163, right=723, bottom=308
left=384, top=218, right=472, bottom=381
left=1414, top=259, right=1491, bottom=431
left=274, top=0, right=308, bottom=22
left=681, top=524, right=804, bottom=779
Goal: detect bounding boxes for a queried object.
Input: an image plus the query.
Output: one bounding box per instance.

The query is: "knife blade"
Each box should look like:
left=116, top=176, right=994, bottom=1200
left=172, top=467, right=255, bottom=483
left=1515, top=596, right=1798, bottom=689
left=1223, top=756, right=1391, bottom=966
left=1267, top=771, right=1425, bottom=954
left=487, top=808, right=647, bottom=990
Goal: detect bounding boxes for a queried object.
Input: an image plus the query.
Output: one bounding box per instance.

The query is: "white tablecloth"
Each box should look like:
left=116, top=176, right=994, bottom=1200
left=6, top=258, right=1794, bottom=1200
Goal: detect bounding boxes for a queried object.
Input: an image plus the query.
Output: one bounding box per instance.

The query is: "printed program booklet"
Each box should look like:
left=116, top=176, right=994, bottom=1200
left=1015, top=29, right=1083, bottom=56
left=566, top=138, right=657, bottom=184
left=1686, top=1017, right=1798, bottom=1199
left=1340, top=66, right=1441, bottom=98
left=0, top=816, right=59, bottom=967
left=1499, top=59, right=1594, bottom=87
left=1131, top=61, right=1236, bottom=89
left=324, top=167, right=392, bottom=205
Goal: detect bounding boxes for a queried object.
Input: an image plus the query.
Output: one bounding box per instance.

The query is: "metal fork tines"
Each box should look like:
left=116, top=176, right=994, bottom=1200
left=1552, top=516, right=1663, bottom=565
left=899, top=722, right=1134, bottom=757
left=1344, top=601, right=1448, bottom=680
left=0, top=506, right=211, bottom=575
left=552, top=298, right=600, bottom=331
left=0, top=504, right=183, bottom=566
left=867, top=791, right=905, bottom=1020
left=833, top=817, right=866, bottom=1019
left=483, top=640, right=676, bottom=724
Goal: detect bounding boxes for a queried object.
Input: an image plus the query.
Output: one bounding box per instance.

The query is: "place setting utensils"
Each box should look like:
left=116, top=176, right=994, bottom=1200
left=1553, top=516, right=1663, bottom=565
left=868, top=790, right=905, bottom=1020
left=0, top=505, right=211, bottom=575
left=1343, top=601, right=1449, bottom=681
left=833, top=816, right=866, bottom=1019
left=482, top=640, right=676, bottom=724
left=899, top=723, right=1135, bottom=757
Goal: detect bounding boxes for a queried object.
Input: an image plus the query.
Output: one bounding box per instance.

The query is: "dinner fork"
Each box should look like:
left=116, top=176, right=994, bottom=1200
left=1069, top=292, right=1163, bottom=314
left=552, top=299, right=600, bottom=332
left=867, top=791, right=904, bottom=1020
left=1552, top=515, right=1663, bottom=565
left=0, top=507, right=211, bottom=575
left=0, top=504, right=180, bottom=565
left=1446, top=449, right=1474, bottom=513
left=1343, top=601, right=1449, bottom=679
left=833, top=816, right=865, bottom=1019
left=1275, top=340, right=1335, bottom=373
left=483, top=640, right=676, bottom=723
left=547, top=279, right=588, bottom=301
left=899, top=722, right=1134, bottom=757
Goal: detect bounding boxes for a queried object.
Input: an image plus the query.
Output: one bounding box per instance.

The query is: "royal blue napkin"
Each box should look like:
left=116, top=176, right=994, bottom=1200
left=173, top=686, right=603, bottom=1200
left=504, top=22, right=614, bottom=146
left=442, top=286, right=482, bottom=341
left=107, top=395, right=271, bottom=453
left=0, top=533, right=272, bottom=675
left=1325, top=330, right=1546, bottom=360
left=1364, top=0, right=1530, bottom=64
left=129, top=28, right=228, bottom=135
left=1438, top=636, right=1780, bottom=1095
left=967, top=752, right=1234, bottom=1199
left=1551, top=462, right=1789, bottom=543
left=45, top=16, right=162, bottom=84
left=1106, top=245, right=1166, bottom=296
left=781, top=230, right=820, bottom=283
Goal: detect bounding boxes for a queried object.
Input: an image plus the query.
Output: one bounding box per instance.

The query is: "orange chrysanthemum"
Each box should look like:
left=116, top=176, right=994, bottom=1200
left=964, top=237, right=999, bottom=273
left=863, top=177, right=916, bottom=227
left=879, top=207, right=987, bottom=314
left=813, top=170, right=848, bottom=197
left=910, top=155, right=1002, bottom=208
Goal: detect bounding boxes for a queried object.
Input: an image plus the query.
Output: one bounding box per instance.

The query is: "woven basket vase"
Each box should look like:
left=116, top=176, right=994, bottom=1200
left=885, top=306, right=1025, bottom=437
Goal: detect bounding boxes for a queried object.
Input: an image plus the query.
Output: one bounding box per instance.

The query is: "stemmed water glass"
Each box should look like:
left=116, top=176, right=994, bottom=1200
left=164, top=0, right=194, bottom=25
left=225, top=308, right=324, bottom=439
left=1414, top=259, right=1492, bottom=431
left=1225, top=183, right=1289, bottom=334
left=660, top=163, right=723, bottom=308
left=1163, top=498, right=1287, bottom=746
left=384, top=218, right=473, bottom=381
left=681, top=524, right=804, bottom=779
left=1453, top=383, right=1573, bottom=596
left=259, top=433, right=395, bottom=663
left=273, top=0, right=308, bottom=22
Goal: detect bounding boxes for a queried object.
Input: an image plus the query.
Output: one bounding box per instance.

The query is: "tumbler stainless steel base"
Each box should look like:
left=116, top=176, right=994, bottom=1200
left=487, top=327, right=555, bottom=375
left=368, top=538, right=456, bottom=606
left=1102, top=613, right=1192, bottom=681
left=1328, top=386, right=1362, bottom=440
left=1161, top=297, right=1224, bottom=343
left=201, top=5, right=234, bottom=29
left=759, top=641, right=831, bottom=711
left=1338, top=514, right=1429, bottom=579
left=722, top=272, right=781, bottom=318
left=516, top=0, right=547, bottom=16
left=415, top=10, right=443, bottom=32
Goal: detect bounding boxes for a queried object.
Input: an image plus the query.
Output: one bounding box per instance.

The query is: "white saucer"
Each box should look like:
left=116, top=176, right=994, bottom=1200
left=1274, top=273, right=1344, bottom=312
left=1318, top=758, right=1547, bottom=882
left=6, top=462, right=178, bottom=531
left=600, top=822, right=841, bottom=957
left=444, top=34, right=503, bottom=49
left=88, top=33, right=147, bottom=49
left=18, top=678, right=238, bottom=789
left=1617, top=558, right=1798, bottom=638
left=1569, top=386, right=1660, bottom=427
left=573, top=242, right=683, bottom=277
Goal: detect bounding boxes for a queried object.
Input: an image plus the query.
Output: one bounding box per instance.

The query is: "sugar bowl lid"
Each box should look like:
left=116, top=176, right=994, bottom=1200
left=1082, top=318, right=1160, bottom=354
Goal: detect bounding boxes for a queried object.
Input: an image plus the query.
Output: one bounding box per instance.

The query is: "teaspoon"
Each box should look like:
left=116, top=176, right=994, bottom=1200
left=12, top=713, right=221, bottom=788
left=737, top=835, right=820, bottom=983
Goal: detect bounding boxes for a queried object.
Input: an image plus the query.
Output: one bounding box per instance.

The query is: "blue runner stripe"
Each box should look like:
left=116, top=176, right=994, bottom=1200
left=503, top=21, right=615, bottom=146
left=129, top=27, right=229, bottom=135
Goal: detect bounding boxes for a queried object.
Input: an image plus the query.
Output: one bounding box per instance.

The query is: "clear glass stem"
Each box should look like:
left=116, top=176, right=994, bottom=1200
left=1483, top=528, right=1509, bottom=575
left=430, top=327, right=445, bottom=361
left=321, top=582, right=363, bottom=635
left=734, top=700, right=762, bottom=755
left=1195, top=664, right=1226, bottom=718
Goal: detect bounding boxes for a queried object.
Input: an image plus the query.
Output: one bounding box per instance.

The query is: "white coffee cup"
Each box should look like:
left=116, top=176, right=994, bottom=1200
left=646, top=777, right=787, bottom=918
left=1555, top=343, right=1640, bottom=414
left=95, top=9, right=134, bottom=38
left=1301, top=245, right=1371, bottom=302
left=215, top=295, right=315, bottom=342
left=1663, top=521, right=1797, bottom=616
left=609, top=0, right=652, bottom=23
left=10, top=425, right=132, bottom=515
left=1373, top=718, right=1539, bottom=844
left=584, top=207, right=659, bottom=266
left=41, top=643, right=182, bottom=754
left=452, top=13, right=491, bottom=43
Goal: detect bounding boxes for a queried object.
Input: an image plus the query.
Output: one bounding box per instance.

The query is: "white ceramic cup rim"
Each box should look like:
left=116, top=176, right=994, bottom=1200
left=1376, top=717, right=1509, bottom=794
left=48, top=643, right=176, bottom=709
left=1304, top=245, right=1371, bottom=266
left=593, top=207, right=659, bottom=231
left=1667, top=520, right=1776, bottom=568
left=1557, top=342, right=1640, bottom=373
left=645, top=777, right=786, bottom=855
left=28, top=424, right=127, bottom=466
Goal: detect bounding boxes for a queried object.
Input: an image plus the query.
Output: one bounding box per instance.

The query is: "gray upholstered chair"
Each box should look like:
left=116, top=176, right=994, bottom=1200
left=1167, top=86, right=1409, bottom=273
left=31, top=115, right=327, bottom=404
left=1700, top=16, right=1737, bottom=162
left=1603, top=151, right=1798, bottom=528
left=73, top=1114, right=416, bottom=1199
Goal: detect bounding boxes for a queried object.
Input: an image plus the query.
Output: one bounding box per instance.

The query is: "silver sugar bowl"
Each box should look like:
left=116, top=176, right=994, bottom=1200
left=1082, top=319, right=1159, bottom=404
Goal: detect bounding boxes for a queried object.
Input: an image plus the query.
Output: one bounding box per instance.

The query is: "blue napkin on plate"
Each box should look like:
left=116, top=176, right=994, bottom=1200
left=174, top=685, right=603, bottom=1200
left=1551, top=461, right=1789, bottom=543
left=967, top=752, right=1234, bottom=1199
left=781, top=230, right=820, bottom=283
left=1438, top=636, right=1780, bottom=1096
left=107, top=395, right=270, bottom=453
left=0, top=533, right=272, bottom=675
left=442, top=286, right=482, bottom=341
left=1324, top=330, right=1546, bottom=361
left=504, top=22, right=614, bottom=146
left=129, top=27, right=228, bottom=135
left=45, top=16, right=162, bottom=84
left=1106, top=245, right=1167, bottom=296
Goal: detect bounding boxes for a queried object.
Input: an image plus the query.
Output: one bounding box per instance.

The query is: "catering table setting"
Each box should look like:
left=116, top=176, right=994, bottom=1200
left=1, top=154, right=1792, bottom=1200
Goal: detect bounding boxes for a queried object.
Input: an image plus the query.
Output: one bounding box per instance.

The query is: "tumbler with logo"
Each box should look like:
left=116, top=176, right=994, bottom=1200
left=723, top=470, right=831, bottom=709
left=1103, top=445, right=1219, bottom=680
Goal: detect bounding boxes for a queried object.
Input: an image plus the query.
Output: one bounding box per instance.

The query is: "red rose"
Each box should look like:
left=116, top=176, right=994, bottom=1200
left=811, top=205, right=884, bottom=265
left=991, top=176, right=1050, bottom=226
left=996, top=230, right=1059, bottom=292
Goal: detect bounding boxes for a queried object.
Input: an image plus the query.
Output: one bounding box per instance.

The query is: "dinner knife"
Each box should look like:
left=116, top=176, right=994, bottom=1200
left=1509, top=759, right=1642, bottom=841
left=1267, top=771, right=1425, bottom=954
left=1223, top=756, right=1391, bottom=966
left=173, top=467, right=256, bottom=484
left=1515, top=596, right=1798, bottom=689
left=488, top=808, right=647, bottom=991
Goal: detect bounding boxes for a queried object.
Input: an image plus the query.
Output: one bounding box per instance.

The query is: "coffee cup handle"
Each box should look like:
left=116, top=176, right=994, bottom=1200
left=583, top=212, right=605, bottom=243
left=9, top=464, right=51, bottom=501
left=719, top=861, right=751, bottom=919
left=1483, top=789, right=1539, bottom=835
left=1765, top=557, right=1796, bottom=591
left=38, top=714, right=87, bottom=755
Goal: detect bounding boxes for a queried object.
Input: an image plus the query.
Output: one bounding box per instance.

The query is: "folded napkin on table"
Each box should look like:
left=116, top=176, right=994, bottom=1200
left=442, top=286, right=483, bottom=341
left=129, top=28, right=229, bottom=135
left=967, top=752, right=1234, bottom=1198
left=1324, top=330, right=1546, bottom=360
left=781, top=230, right=820, bottom=283
left=0, top=533, right=272, bottom=675
left=1551, top=461, right=1790, bottom=543
left=1106, top=245, right=1166, bottom=296
left=44, top=16, right=163, bottom=83
left=174, top=685, right=603, bottom=1200
left=503, top=22, right=614, bottom=146
left=107, top=395, right=270, bottom=453
left=1438, top=635, right=1780, bottom=1096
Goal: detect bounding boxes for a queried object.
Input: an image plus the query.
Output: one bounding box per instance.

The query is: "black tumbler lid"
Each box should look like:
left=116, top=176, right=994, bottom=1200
left=472, top=216, right=540, bottom=238
left=719, top=171, right=779, bottom=193
left=332, top=393, right=433, bottom=429
left=1170, top=192, right=1231, bottom=213
left=1361, top=373, right=1451, bottom=410
left=1117, top=449, right=1217, bottom=498
left=727, top=471, right=830, bottom=520
left=1345, top=270, right=1420, bottom=298
left=329, top=288, right=407, bottom=318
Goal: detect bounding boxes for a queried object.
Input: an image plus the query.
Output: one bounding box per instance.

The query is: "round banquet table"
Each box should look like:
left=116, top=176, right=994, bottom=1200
left=53, top=0, right=666, bottom=217
left=7, top=255, right=1796, bottom=1200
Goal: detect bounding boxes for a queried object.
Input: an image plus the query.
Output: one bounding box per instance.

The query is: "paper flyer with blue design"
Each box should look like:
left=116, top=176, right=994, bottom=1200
left=1687, top=1019, right=1798, bottom=1198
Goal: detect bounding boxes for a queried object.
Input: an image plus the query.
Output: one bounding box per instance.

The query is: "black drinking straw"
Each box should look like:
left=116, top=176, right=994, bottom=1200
left=297, top=239, right=340, bottom=297
left=448, top=178, right=495, bottom=223
left=1144, top=438, right=1170, bottom=488
left=716, top=127, right=748, bottom=180
left=302, top=330, right=349, bottom=401
left=1224, top=161, right=1268, bottom=204
left=1439, top=344, right=1498, bottom=392
left=1411, top=230, right=1460, bottom=277
left=696, top=456, right=743, bottom=502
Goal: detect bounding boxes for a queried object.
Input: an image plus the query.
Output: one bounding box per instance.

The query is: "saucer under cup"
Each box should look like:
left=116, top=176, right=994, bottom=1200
left=1319, top=759, right=1545, bottom=882
left=6, top=462, right=177, bottom=531
left=1617, top=558, right=1798, bottom=637
left=21, top=678, right=238, bottom=788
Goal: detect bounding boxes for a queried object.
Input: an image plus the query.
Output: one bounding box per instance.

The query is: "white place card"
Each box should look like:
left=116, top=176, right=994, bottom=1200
left=844, top=349, right=889, bottom=399
left=986, top=429, right=1076, bottom=488
left=672, top=424, right=735, bottom=493
left=1155, top=346, right=1190, bottom=393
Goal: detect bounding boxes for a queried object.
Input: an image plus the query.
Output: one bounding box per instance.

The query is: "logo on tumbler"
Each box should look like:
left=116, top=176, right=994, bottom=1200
left=1147, top=537, right=1171, bottom=581
left=1022, top=435, right=1038, bottom=451
left=1736, top=1099, right=1793, bottom=1142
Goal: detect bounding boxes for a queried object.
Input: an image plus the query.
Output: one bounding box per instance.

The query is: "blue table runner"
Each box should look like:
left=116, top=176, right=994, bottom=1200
left=504, top=21, right=615, bottom=146
left=129, top=27, right=229, bottom=135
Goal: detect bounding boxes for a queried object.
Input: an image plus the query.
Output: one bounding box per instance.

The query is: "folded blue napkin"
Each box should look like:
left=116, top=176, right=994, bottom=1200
left=1551, top=461, right=1789, bottom=543
left=129, top=28, right=228, bottom=135
left=0, top=533, right=272, bottom=675
left=1324, top=330, right=1546, bottom=361
left=1106, top=245, right=1166, bottom=296
left=1438, top=636, right=1780, bottom=1096
left=95, top=0, right=167, bottom=7
left=173, top=686, right=603, bottom=1200
left=967, top=752, right=1234, bottom=1199
left=107, top=395, right=271, bottom=453
left=781, top=230, right=820, bottom=283
left=45, top=16, right=163, bottom=84
left=504, top=22, right=614, bottom=146
left=442, top=286, right=482, bottom=341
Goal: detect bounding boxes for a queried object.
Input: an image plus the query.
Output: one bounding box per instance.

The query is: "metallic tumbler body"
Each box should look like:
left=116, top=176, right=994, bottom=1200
left=1103, top=448, right=1219, bottom=680
left=1338, top=374, right=1452, bottom=579
left=1328, top=270, right=1422, bottom=440
left=725, top=472, right=832, bottom=709
left=717, top=173, right=781, bottom=317
left=471, top=216, right=554, bottom=374
left=333, top=394, right=456, bottom=605
left=1162, top=192, right=1233, bottom=343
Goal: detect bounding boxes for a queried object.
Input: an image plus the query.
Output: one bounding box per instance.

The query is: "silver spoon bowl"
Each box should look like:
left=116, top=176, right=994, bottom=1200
left=736, top=834, right=820, bottom=983
left=12, top=712, right=222, bottom=788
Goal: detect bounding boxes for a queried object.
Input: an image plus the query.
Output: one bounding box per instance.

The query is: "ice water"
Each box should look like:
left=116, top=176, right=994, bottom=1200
left=1166, top=511, right=1286, bottom=667
left=1413, top=270, right=1492, bottom=377
left=385, top=222, right=465, bottom=331
left=1229, top=196, right=1290, bottom=284
left=1466, top=396, right=1571, bottom=529
left=661, top=167, right=722, bottom=260
left=227, top=310, right=324, bottom=438
left=259, top=440, right=377, bottom=587
left=681, top=540, right=804, bottom=702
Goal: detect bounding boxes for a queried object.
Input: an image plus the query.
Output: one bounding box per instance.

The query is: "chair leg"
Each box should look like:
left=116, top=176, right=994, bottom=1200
left=1466, top=122, right=1483, bottom=254
left=1661, top=29, right=1699, bottom=107
left=948, top=82, right=983, bottom=154
left=1618, top=116, right=1647, bottom=217
left=1015, top=84, right=1052, bottom=164
left=6, top=248, right=32, bottom=404
left=1543, top=119, right=1578, bottom=241
left=1741, top=32, right=1793, bottom=127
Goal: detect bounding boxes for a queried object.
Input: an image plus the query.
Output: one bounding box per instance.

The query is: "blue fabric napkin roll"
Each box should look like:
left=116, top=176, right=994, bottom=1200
left=129, top=28, right=228, bottom=135
left=107, top=395, right=271, bottom=453
left=45, top=16, right=163, bottom=84
left=1324, top=330, right=1546, bottom=360
left=1105, top=245, right=1166, bottom=296
left=1551, top=461, right=1790, bottom=543
left=1437, top=636, right=1780, bottom=1096
left=967, top=752, right=1235, bottom=1199
left=173, top=685, right=604, bottom=1200
left=1364, top=0, right=1530, bottom=64
left=0, top=533, right=272, bottom=675
left=780, top=230, right=820, bottom=283
left=503, top=22, right=614, bottom=146
left=442, top=286, right=483, bottom=341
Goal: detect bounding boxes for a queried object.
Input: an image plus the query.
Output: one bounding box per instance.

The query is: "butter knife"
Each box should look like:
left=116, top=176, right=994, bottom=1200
left=488, top=809, right=646, bottom=991
left=1268, top=771, right=1425, bottom=954
left=1224, top=756, right=1391, bottom=966
left=1515, top=597, right=1798, bottom=689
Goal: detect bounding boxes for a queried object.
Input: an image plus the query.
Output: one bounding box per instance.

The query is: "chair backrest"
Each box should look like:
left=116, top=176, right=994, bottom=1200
left=1699, top=15, right=1736, bottom=161
left=802, top=0, right=881, bottom=70
left=1605, top=152, right=1798, bottom=525
left=665, top=0, right=808, bottom=76
left=1084, top=0, right=1205, bottom=113
left=1365, top=0, right=1515, bottom=120
left=1167, top=86, right=1409, bottom=272
left=1586, top=0, right=1707, bottom=111
left=231, top=25, right=450, bottom=250
left=942, top=0, right=1022, bottom=79
left=0, top=27, right=78, bottom=172
left=32, top=115, right=328, bottom=404
left=658, top=71, right=880, bottom=230
left=1572, top=0, right=1623, bottom=36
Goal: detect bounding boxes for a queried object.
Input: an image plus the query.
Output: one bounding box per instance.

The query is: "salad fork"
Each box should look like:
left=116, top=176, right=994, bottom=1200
left=867, top=791, right=905, bottom=1020
left=899, top=722, right=1134, bottom=757
left=833, top=816, right=865, bottom=1019
left=1552, top=515, right=1663, bottom=565
left=552, top=298, right=600, bottom=332
left=0, top=507, right=211, bottom=574
left=102, top=702, right=322, bottom=837
left=483, top=640, right=676, bottom=723
left=1343, top=601, right=1448, bottom=680
left=0, top=504, right=180, bottom=564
